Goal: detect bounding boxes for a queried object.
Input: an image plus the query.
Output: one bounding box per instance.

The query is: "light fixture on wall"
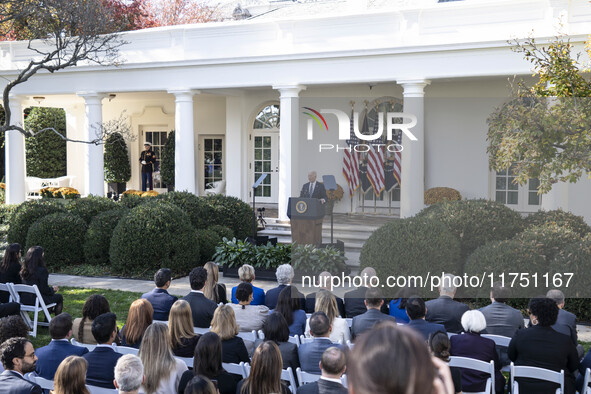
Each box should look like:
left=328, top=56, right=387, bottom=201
left=33, top=96, right=45, bottom=104
left=108, top=94, right=116, bottom=101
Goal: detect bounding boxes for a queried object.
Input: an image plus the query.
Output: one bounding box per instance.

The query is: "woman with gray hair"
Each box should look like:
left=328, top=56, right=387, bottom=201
left=114, top=354, right=144, bottom=394
left=231, top=264, right=266, bottom=305
left=265, top=264, right=305, bottom=310
left=450, top=310, right=505, bottom=393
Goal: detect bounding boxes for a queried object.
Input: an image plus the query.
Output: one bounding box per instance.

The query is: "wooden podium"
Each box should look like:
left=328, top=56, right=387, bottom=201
left=287, top=197, right=325, bottom=245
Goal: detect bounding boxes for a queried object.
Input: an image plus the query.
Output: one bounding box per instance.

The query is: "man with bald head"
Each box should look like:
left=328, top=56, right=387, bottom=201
left=296, top=347, right=348, bottom=394
left=300, top=171, right=328, bottom=203
left=344, top=267, right=389, bottom=318
left=305, top=272, right=346, bottom=317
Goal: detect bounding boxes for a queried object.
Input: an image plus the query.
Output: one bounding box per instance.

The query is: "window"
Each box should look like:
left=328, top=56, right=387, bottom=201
left=144, top=130, right=168, bottom=189
left=253, top=104, right=280, bottom=129
left=203, top=137, right=223, bottom=191
left=494, top=166, right=541, bottom=211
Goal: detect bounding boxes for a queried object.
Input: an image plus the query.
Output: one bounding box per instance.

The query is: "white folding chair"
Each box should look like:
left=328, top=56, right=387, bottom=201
left=25, top=373, right=54, bottom=390
left=258, top=330, right=264, bottom=339
left=87, top=385, right=119, bottom=394
left=299, top=335, right=313, bottom=344
left=582, top=368, right=591, bottom=394
left=194, top=327, right=209, bottom=335
left=153, top=320, right=168, bottom=325
left=282, top=367, right=298, bottom=393
left=237, top=330, right=258, bottom=342
left=71, top=338, right=97, bottom=352
left=115, top=346, right=139, bottom=355
left=296, top=367, right=321, bottom=387
left=482, top=334, right=512, bottom=372
left=288, top=335, right=300, bottom=346
left=11, top=284, right=56, bottom=337
left=223, top=362, right=248, bottom=379
left=449, top=356, right=495, bottom=394
left=447, top=332, right=458, bottom=339
left=345, top=318, right=352, bottom=328
left=346, top=340, right=354, bottom=349
left=0, top=282, right=15, bottom=302
left=341, top=374, right=348, bottom=388
left=510, top=362, right=564, bottom=394
left=176, top=356, right=194, bottom=368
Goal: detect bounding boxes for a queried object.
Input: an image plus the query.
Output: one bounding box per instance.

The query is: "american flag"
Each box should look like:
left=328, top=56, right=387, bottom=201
left=366, top=109, right=385, bottom=194
left=343, top=107, right=359, bottom=197
left=393, top=129, right=402, bottom=186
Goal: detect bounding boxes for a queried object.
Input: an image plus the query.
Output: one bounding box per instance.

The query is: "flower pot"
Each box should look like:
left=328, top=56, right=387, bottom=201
left=222, top=264, right=278, bottom=281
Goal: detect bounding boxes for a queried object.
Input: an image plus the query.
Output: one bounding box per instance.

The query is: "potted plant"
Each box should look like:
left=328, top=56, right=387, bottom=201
left=160, top=130, right=175, bottom=191
left=104, top=132, right=131, bottom=194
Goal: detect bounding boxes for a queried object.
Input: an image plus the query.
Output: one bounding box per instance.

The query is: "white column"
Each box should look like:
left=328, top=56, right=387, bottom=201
left=399, top=79, right=430, bottom=218
left=169, top=89, right=197, bottom=194
left=5, top=95, right=26, bottom=204
left=225, top=96, right=245, bottom=199
left=78, top=93, right=106, bottom=196
left=273, top=85, right=305, bottom=221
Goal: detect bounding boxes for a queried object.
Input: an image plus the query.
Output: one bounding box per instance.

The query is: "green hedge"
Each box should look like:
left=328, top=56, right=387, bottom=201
left=155, top=191, right=202, bottom=228
left=291, top=244, right=347, bottom=274
left=65, top=196, right=117, bottom=224
left=25, top=212, right=87, bottom=268
left=24, top=107, right=67, bottom=178
left=118, top=194, right=145, bottom=208
left=213, top=238, right=292, bottom=270
left=109, top=201, right=199, bottom=276
left=104, top=132, right=131, bottom=184
left=516, top=224, right=581, bottom=261
left=7, top=200, right=66, bottom=248
left=0, top=204, right=19, bottom=225
left=550, top=235, right=591, bottom=298
left=160, top=130, right=175, bottom=187
left=208, top=225, right=234, bottom=241
left=196, top=229, right=222, bottom=265
left=84, top=208, right=129, bottom=266
left=525, top=209, right=591, bottom=238
left=198, top=195, right=252, bottom=240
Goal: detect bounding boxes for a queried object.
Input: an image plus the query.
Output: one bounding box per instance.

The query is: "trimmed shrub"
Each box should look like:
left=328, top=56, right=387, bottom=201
left=7, top=200, right=66, bottom=248
left=213, top=238, right=291, bottom=270
left=550, top=234, right=591, bottom=298
left=416, top=199, right=525, bottom=266
left=155, top=191, right=202, bottom=228
left=0, top=204, right=19, bottom=225
left=65, top=196, right=117, bottom=224
left=197, top=229, right=222, bottom=265
left=24, top=107, right=67, bottom=178
left=104, top=132, right=131, bottom=184
left=160, top=130, right=175, bottom=187
left=208, top=225, right=234, bottom=241
left=84, top=208, right=129, bottom=266
left=199, top=195, right=252, bottom=240
left=424, top=187, right=462, bottom=205
left=292, top=244, right=347, bottom=274
left=516, top=224, right=581, bottom=261
left=359, top=217, right=461, bottom=298
left=118, top=194, right=145, bottom=209
left=110, top=201, right=199, bottom=276
left=25, top=212, right=87, bottom=268
left=525, top=209, right=591, bottom=238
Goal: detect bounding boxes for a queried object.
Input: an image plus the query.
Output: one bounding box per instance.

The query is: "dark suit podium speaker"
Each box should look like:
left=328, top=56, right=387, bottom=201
left=287, top=197, right=325, bottom=245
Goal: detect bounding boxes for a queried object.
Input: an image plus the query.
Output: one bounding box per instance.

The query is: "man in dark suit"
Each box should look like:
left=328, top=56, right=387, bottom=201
left=425, top=273, right=469, bottom=333
left=297, top=347, right=347, bottom=394
left=305, top=272, right=345, bottom=317
left=182, top=267, right=218, bottom=328
left=141, top=268, right=178, bottom=321
left=35, top=313, right=88, bottom=379
left=351, top=288, right=396, bottom=339
left=406, top=297, right=446, bottom=341
left=343, top=267, right=388, bottom=318
left=480, top=283, right=524, bottom=338
left=83, top=312, right=123, bottom=389
left=299, top=171, right=328, bottom=202
left=298, top=312, right=339, bottom=374
left=547, top=289, right=583, bottom=358
left=0, top=337, right=42, bottom=394
left=265, top=264, right=305, bottom=310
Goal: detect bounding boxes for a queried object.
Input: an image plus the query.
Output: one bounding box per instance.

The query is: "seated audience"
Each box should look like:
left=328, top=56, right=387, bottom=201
left=547, top=289, right=580, bottom=349
left=73, top=294, right=112, bottom=345
left=35, top=313, right=88, bottom=379
left=203, top=262, right=227, bottom=304
left=210, top=304, right=250, bottom=364
left=20, top=246, right=63, bottom=315
left=168, top=300, right=200, bottom=357
left=429, top=331, right=462, bottom=394
left=182, top=267, right=218, bottom=328
left=0, top=243, right=22, bottom=303
left=184, top=375, right=217, bottom=394
left=480, top=283, right=524, bottom=338
left=347, top=324, right=455, bottom=394
left=351, top=287, right=396, bottom=339
left=296, top=346, right=348, bottom=394
left=0, top=301, right=20, bottom=319
left=425, top=273, right=469, bottom=333
left=231, top=264, right=266, bottom=306
left=0, top=337, right=42, bottom=393
left=388, top=285, right=416, bottom=324
left=304, top=272, right=345, bottom=317
left=344, top=267, right=389, bottom=318
left=237, top=341, right=290, bottom=394
left=178, top=332, right=241, bottom=394
left=508, top=297, right=579, bottom=394
left=52, top=355, right=90, bottom=394
left=138, top=323, right=188, bottom=394
left=298, top=312, right=338, bottom=374
left=406, top=297, right=446, bottom=341
left=305, top=290, right=350, bottom=343
left=450, top=310, right=505, bottom=393
left=272, top=285, right=307, bottom=336
left=254, top=312, right=300, bottom=370
left=83, top=312, right=123, bottom=389
left=577, top=349, right=591, bottom=393
left=229, top=283, right=269, bottom=332
left=0, top=316, right=29, bottom=345
left=141, top=268, right=178, bottom=321
left=265, top=264, right=305, bottom=310
left=120, top=298, right=153, bottom=349
left=114, top=354, right=144, bottom=394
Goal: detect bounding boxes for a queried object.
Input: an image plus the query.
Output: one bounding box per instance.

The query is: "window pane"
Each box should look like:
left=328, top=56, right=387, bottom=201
left=254, top=162, right=262, bottom=172
left=214, top=152, right=222, bottom=163
left=254, top=149, right=262, bottom=160
left=508, top=177, right=518, bottom=190
left=507, top=191, right=518, bottom=204
left=529, top=178, right=540, bottom=191
left=204, top=139, right=212, bottom=151
left=263, top=137, right=271, bottom=148
left=263, top=162, right=271, bottom=173
left=263, top=149, right=271, bottom=160
left=495, top=191, right=506, bottom=204
left=497, top=169, right=506, bottom=176
left=263, top=186, right=271, bottom=197
left=528, top=192, right=540, bottom=206
left=255, top=137, right=262, bottom=148
left=214, top=139, right=222, bottom=151
left=496, top=177, right=506, bottom=190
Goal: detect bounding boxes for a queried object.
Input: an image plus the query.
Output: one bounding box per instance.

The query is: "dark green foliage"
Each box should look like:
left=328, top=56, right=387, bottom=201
left=109, top=201, right=199, bottom=277
left=118, top=194, right=144, bottom=209
left=360, top=217, right=461, bottom=298
left=154, top=191, right=201, bottom=227
left=24, top=107, right=67, bottom=178
left=84, top=208, right=129, bottom=266
left=213, top=238, right=292, bottom=270
left=525, top=209, right=591, bottom=238
left=197, top=229, right=222, bottom=265
left=104, top=132, right=131, bottom=183
left=416, top=199, right=525, bottom=266
left=550, top=234, right=591, bottom=298
left=65, top=196, right=117, bottom=224
left=25, top=212, right=87, bottom=268
left=208, top=225, right=234, bottom=241
left=291, top=244, right=347, bottom=274
left=7, top=200, right=66, bottom=248
left=198, top=195, right=253, bottom=240
left=0, top=204, right=19, bottom=225
left=516, top=224, right=581, bottom=261
left=160, top=130, right=175, bottom=186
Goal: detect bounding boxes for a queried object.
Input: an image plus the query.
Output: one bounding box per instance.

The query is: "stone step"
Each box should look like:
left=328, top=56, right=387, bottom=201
left=257, top=228, right=371, bottom=245
left=262, top=220, right=380, bottom=235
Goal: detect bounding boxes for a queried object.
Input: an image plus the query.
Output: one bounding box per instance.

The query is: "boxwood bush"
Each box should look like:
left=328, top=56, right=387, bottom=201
left=25, top=212, right=87, bottom=268
left=291, top=244, right=347, bottom=274
left=65, top=196, right=117, bottom=224
left=416, top=199, right=524, bottom=266
left=155, top=191, right=202, bottom=228
left=359, top=217, right=461, bottom=298
left=525, top=209, right=591, bottom=238
left=208, top=225, right=234, bottom=241
left=550, top=234, right=591, bottom=298
left=213, top=238, right=292, bottom=270
left=118, top=194, right=145, bottom=208
left=516, top=224, right=581, bottom=261
left=0, top=204, right=19, bottom=225
left=110, top=201, right=199, bottom=276
left=84, top=208, right=129, bottom=266
left=198, top=195, right=252, bottom=240
left=197, top=229, right=222, bottom=265
left=7, top=200, right=66, bottom=248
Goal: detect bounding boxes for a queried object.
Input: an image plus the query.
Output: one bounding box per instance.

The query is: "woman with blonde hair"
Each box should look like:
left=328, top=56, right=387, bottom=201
left=305, top=290, right=350, bottom=343
left=139, top=322, right=188, bottom=394
left=237, top=341, right=290, bottom=394
left=203, top=262, right=227, bottom=304
left=210, top=304, right=249, bottom=364
left=52, top=356, right=90, bottom=394
left=231, top=264, right=265, bottom=305
left=169, top=300, right=200, bottom=357
left=120, top=298, right=153, bottom=348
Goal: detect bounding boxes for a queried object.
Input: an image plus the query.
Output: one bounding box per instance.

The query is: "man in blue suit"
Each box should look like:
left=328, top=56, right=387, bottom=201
left=83, top=313, right=123, bottom=389
left=0, top=337, right=42, bottom=394
left=351, top=287, right=396, bottom=339
left=182, top=267, right=218, bottom=328
left=35, top=313, right=88, bottom=379
left=141, top=268, right=178, bottom=321
left=406, top=297, right=446, bottom=341
left=298, top=312, right=339, bottom=374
